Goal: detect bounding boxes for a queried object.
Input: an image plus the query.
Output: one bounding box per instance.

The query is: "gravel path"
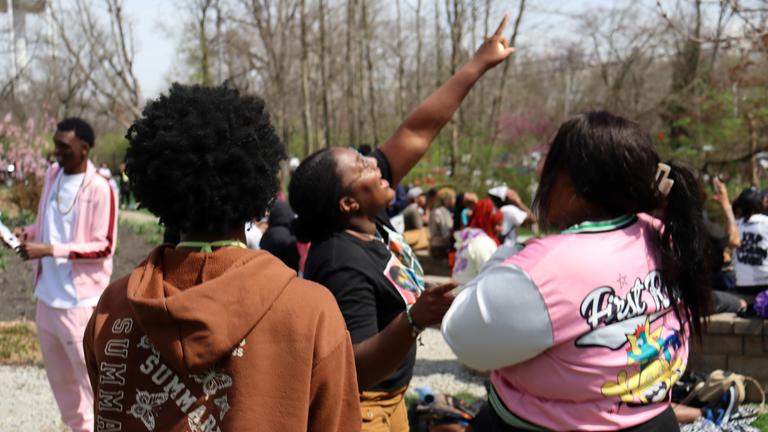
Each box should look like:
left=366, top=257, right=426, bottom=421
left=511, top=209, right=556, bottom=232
left=1, top=244, right=481, bottom=428
left=0, top=365, right=66, bottom=431
left=1, top=330, right=484, bottom=430
left=410, top=328, right=488, bottom=398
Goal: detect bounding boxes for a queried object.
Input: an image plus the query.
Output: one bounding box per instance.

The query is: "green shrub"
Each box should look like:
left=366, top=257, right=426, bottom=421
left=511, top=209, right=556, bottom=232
left=89, top=133, right=129, bottom=169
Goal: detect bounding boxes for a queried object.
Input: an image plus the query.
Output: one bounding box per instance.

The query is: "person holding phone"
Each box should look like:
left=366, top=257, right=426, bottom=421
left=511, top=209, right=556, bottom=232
left=12, top=118, right=117, bottom=432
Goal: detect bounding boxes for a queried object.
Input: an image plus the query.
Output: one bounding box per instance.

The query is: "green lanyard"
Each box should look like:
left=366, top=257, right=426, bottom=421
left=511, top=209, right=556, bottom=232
left=176, top=240, right=248, bottom=253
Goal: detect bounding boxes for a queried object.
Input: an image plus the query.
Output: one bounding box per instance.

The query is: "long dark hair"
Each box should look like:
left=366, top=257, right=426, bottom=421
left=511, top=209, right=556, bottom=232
left=534, top=111, right=710, bottom=338
left=288, top=148, right=346, bottom=243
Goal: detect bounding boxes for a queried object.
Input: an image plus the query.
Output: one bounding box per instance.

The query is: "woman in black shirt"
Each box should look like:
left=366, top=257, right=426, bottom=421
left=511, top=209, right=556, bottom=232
left=290, top=16, right=516, bottom=431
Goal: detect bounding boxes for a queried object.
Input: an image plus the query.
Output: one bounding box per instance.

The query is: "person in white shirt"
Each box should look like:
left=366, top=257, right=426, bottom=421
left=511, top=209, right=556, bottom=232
left=13, top=118, right=117, bottom=432
left=733, top=187, right=768, bottom=293
left=452, top=198, right=503, bottom=286
left=488, top=184, right=534, bottom=246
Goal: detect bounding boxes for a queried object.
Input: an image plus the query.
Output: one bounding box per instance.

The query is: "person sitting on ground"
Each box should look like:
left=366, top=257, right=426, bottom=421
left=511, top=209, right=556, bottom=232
left=428, top=187, right=456, bottom=259
left=443, top=111, right=711, bottom=431
left=83, top=84, right=360, bottom=431
left=733, top=187, right=768, bottom=296
left=453, top=192, right=479, bottom=232
left=289, top=15, right=515, bottom=431
left=488, top=185, right=533, bottom=247
left=402, top=187, right=425, bottom=231
left=260, top=200, right=300, bottom=272
left=423, top=187, right=437, bottom=225
left=452, top=198, right=502, bottom=286
left=704, top=177, right=749, bottom=314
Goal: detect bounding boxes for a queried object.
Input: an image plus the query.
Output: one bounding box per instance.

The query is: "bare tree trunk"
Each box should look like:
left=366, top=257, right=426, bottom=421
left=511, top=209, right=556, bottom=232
left=415, top=0, right=423, bottom=101
left=346, top=0, right=358, bottom=146
left=362, top=0, right=379, bottom=145
left=467, top=0, right=479, bottom=155
left=749, top=113, right=759, bottom=186
left=434, top=0, right=443, bottom=88
left=213, top=0, right=221, bottom=84
left=300, top=0, right=313, bottom=156
left=432, top=0, right=444, bottom=164
left=319, top=0, right=332, bottom=148
left=488, top=0, right=526, bottom=140
left=445, top=0, right=463, bottom=177
left=198, top=0, right=213, bottom=86
left=476, top=0, right=491, bottom=138
left=356, top=0, right=366, bottom=145
left=246, top=0, right=295, bottom=147
left=666, top=0, right=702, bottom=145
left=395, top=0, right=406, bottom=119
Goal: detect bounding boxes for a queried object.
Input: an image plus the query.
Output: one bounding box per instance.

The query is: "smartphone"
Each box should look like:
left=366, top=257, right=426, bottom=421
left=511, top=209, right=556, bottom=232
left=0, top=218, right=21, bottom=250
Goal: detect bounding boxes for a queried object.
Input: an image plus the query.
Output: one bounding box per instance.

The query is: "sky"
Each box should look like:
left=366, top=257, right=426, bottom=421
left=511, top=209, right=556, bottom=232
left=123, top=0, right=181, bottom=98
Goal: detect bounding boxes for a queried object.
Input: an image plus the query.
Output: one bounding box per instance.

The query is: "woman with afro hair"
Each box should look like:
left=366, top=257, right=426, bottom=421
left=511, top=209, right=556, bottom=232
left=83, top=83, right=361, bottom=431
left=290, top=15, right=516, bottom=431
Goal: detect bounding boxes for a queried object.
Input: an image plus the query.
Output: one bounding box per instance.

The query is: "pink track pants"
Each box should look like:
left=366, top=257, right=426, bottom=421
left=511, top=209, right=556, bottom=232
left=36, top=300, right=95, bottom=432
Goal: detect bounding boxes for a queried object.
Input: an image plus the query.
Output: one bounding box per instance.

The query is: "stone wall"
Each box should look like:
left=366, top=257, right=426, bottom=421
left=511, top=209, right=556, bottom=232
left=688, top=313, right=768, bottom=389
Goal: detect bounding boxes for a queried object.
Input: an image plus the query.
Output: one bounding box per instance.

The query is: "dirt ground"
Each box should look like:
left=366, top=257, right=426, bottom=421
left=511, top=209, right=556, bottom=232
left=0, top=222, right=154, bottom=321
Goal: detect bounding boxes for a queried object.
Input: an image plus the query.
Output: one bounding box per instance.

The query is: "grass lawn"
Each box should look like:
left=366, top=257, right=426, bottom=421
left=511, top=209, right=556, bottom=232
left=0, top=321, right=41, bottom=365
left=753, top=413, right=768, bottom=431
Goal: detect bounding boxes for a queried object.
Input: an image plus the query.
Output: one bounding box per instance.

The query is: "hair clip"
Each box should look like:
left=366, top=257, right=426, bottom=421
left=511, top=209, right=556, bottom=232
left=655, top=163, right=675, bottom=197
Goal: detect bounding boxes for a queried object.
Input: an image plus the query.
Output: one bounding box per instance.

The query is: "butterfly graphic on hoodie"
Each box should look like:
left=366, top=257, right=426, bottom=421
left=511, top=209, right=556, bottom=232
left=191, top=369, right=233, bottom=398
left=128, top=390, right=169, bottom=430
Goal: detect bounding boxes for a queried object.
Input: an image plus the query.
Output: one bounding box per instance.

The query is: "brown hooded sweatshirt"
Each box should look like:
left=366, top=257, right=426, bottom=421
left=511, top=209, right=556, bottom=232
left=84, top=245, right=361, bottom=432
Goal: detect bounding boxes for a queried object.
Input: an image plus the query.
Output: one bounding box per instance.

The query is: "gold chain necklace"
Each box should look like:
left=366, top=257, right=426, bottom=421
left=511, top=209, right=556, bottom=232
left=55, top=171, right=86, bottom=215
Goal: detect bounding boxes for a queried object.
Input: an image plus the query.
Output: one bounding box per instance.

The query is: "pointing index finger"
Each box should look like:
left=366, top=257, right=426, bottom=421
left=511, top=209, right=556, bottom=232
left=494, top=13, right=510, bottom=37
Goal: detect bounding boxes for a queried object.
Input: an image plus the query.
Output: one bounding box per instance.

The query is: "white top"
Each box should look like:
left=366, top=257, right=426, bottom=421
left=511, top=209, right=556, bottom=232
left=35, top=172, right=100, bottom=308
left=734, top=214, right=768, bottom=287
left=245, top=222, right=263, bottom=249
left=499, top=204, right=528, bottom=246
left=452, top=228, right=499, bottom=286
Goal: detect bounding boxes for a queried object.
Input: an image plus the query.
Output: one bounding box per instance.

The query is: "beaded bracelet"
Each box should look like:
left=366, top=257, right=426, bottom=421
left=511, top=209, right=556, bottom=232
left=405, top=306, right=424, bottom=338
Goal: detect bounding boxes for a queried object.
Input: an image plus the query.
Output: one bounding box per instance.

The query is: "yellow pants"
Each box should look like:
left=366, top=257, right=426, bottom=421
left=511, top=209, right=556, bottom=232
left=360, top=386, right=409, bottom=432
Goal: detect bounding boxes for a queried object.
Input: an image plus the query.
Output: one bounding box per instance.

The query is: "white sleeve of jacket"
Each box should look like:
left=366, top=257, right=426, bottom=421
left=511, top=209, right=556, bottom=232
left=441, top=263, right=553, bottom=371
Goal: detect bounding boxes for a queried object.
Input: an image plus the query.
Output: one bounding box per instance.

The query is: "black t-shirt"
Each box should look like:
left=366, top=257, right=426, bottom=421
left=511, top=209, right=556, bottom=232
left=303, top=149, right=423, bottom=392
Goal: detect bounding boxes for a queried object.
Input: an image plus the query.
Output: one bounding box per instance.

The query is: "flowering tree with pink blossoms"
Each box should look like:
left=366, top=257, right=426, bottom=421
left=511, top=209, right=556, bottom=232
left=0, top=112, right=55, bottom=214
left=0, top=112, right=54, bottom=181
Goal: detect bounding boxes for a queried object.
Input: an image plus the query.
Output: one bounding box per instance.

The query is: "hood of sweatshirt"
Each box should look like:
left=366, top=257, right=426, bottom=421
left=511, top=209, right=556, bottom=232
left=126, top=245, right=295, bottom=375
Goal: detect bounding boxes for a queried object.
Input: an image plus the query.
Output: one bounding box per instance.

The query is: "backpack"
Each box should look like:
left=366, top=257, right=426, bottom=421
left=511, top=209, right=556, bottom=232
left=681, top=369, right=766, bottom=408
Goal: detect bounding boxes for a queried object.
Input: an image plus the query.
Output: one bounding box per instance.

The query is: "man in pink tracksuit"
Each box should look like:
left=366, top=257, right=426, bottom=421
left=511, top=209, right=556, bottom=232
left=15, top=118, right=117, bottom=432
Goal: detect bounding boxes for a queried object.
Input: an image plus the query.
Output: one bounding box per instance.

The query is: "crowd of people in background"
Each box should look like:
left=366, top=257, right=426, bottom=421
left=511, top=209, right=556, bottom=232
left=3, top=13, right=768, bottom=432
